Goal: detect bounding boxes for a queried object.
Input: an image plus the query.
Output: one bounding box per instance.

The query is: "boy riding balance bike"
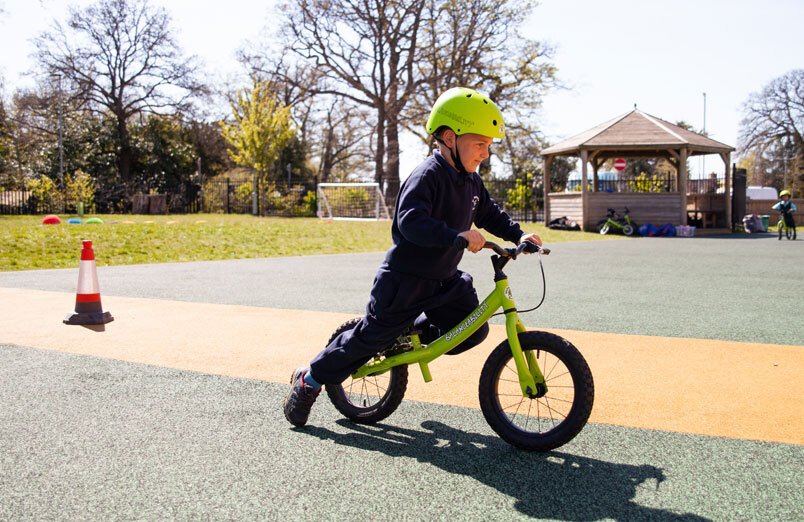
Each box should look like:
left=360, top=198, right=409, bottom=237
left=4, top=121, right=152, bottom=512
left=284, top=88, right=593, bottom=451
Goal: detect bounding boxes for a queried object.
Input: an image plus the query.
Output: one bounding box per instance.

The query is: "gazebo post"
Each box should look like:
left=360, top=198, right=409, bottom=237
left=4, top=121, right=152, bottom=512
left=679, top=147, right=688, bottom=226
left=580, top=149, right=589, bottom=230
left=722, top=152, right=732, bottom=228
left=543, top=155, right=553, bottom=224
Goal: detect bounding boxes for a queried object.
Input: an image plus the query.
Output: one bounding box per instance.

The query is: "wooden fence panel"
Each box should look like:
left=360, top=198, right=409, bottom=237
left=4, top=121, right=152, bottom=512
left=588, top=192, right=682, bottom=226
left=548, top=193, right=583, bottom=223
left=746, top=199, right=803, bottom=225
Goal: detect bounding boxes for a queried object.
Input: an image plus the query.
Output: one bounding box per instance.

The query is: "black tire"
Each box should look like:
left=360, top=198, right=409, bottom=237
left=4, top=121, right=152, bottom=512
left=623, top=224, right=636, bottom=236
left=598, top=222, right=610, bottom=235
left=779, top=221, right=784, bottom=240
left=478, top=331, right=594, bottom=451
left=324, top=318, right=408, bottom=424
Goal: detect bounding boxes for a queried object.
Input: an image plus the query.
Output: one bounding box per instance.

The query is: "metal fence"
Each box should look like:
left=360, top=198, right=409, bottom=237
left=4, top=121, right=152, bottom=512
left=200, top=177, right=318, bottom=217
left=2, top=176, right=547, bottom=221
left=563, top=175, right=726, bottom=195
left=484, top=178, right=544, bottom=222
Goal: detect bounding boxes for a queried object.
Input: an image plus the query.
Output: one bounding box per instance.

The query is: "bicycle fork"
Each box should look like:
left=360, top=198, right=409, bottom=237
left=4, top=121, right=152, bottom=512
left=503, top=298, right=547, bottom=398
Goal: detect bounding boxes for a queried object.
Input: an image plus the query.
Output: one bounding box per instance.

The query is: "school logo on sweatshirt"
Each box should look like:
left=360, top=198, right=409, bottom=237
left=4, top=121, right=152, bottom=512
left=471, top=195, right=479, bottom=212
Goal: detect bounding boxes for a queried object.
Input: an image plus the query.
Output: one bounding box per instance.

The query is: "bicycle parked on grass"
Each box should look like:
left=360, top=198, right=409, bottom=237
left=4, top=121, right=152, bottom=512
left=323, top=241, right=594, bottom=452
left=597, top=207, right=637, bottom=236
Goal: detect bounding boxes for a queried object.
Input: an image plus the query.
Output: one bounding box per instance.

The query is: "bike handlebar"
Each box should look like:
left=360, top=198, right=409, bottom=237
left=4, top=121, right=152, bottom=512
left=453, top=235, right=550, bottom=256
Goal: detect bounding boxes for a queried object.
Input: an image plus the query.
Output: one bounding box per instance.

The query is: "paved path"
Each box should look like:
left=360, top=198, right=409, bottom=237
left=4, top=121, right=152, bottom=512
left=2, top=235, right=801, bottom=345
left=1, top=235, right=803, bottom=520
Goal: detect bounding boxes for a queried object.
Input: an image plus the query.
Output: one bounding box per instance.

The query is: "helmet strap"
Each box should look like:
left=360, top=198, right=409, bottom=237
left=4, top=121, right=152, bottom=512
left=435, top=133, right=469, bottom=176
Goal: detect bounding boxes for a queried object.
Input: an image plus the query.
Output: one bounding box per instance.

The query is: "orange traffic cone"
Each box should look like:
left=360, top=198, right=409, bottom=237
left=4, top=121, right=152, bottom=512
left=64, top=240, right=114, bottom=325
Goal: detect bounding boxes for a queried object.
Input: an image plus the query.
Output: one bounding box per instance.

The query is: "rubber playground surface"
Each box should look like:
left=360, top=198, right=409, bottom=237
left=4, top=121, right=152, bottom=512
left=1, top=235, right=802, bottom=520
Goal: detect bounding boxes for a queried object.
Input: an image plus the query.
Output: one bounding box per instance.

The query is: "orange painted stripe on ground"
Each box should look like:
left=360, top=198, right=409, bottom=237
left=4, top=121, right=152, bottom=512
left=1, top=287, right=802, bottom=445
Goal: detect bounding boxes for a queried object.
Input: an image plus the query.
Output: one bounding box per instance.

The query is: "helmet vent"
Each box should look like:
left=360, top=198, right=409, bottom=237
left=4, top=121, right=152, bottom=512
left=492, top=120, right=497, bottom=126
left=483, top=99, right=488, bottom=104
left=466, top=94, right=472, bottom=98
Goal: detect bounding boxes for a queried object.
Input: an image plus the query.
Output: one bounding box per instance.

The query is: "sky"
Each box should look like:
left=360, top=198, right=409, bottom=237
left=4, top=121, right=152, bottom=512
left=1, top=0, right=802, bottom=179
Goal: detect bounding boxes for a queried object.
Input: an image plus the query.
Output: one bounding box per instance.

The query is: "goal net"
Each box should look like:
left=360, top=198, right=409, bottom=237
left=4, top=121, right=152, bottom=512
left=317, top=182, right=391, bottom=221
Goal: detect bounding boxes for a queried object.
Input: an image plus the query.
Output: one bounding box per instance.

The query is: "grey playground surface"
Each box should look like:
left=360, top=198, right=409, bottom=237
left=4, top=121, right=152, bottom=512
left=2, top=235, right=803, bottom=520
left=2, top=234, right=802, bottom=345
left=1, top=345, right=801, bottom=521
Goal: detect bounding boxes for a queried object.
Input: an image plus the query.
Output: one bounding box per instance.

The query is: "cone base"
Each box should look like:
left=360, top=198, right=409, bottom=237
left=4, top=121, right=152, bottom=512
left=64, top=311, right=114, bottom=325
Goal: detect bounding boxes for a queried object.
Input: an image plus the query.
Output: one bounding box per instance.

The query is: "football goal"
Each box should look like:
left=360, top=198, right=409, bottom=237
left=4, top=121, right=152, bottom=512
left=317, top=182, right=391, bottom=221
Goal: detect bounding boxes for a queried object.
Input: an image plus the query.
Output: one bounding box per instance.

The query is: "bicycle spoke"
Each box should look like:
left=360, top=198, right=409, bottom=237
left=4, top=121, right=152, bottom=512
left=544, top=354, right=562, bottom=380
left=544, top=396, right=573, bottom=404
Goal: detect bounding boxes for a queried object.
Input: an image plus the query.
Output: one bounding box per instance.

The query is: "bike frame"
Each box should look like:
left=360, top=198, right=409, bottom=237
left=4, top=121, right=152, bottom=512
left=351, top=246, right=548, bottom=398
left=778, top=211, right=796, bottom=231
left=602, top=209, right=632, bottom=231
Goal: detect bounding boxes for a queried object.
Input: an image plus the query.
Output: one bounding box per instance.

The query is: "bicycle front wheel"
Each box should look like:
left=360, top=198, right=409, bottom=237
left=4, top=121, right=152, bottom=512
left=479, top=331, right=594, bottom=451
left=325, top=318, right=408, bottom=424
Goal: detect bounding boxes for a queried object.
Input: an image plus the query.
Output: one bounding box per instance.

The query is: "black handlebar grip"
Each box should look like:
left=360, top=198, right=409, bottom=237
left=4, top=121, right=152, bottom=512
left=522, top=241, right=540, bottom=254
left=522, top=241, right=550, bottom=255
left=453, top=235, right=469, bottom=250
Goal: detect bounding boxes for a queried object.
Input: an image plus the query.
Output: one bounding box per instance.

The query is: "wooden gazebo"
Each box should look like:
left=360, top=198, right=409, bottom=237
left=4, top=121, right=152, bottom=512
left=541, top=109, right=736, bottom=232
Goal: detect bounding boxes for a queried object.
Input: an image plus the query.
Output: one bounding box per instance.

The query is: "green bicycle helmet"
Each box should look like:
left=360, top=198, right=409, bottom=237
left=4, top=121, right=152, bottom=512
left=780, top=189, right=791, bottom=198
left=426, top=87, right=505, bottom=139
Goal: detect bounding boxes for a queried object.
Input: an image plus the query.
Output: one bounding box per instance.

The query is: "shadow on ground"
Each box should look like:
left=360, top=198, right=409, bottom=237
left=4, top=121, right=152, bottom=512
left=303, top=419, right=710, bottom=521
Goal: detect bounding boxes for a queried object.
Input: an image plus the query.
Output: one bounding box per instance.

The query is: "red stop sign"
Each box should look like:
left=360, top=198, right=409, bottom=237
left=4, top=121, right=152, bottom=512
left=614, top=158, right=627, bottom=171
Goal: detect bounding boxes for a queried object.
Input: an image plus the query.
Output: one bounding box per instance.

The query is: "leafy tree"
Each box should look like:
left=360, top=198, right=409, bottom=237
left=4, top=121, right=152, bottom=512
left=219, top=79, right=296, bottom=180
left=547, top=156, right=577, bottom=192
left=238, top=51, right=327, bottom=180
left=131, top=114, right=196, bottom=193
left=0, top=87, right=14, bottom=186
left=505, top=173, right=534, bottom=210
left=739, top=69, right=803, bottom=196
left=186, top=120, right=234, bottom=180
left=24, top=174, right=61, bottom=211
left=64, top=169, right=96, bottom=212
left=7, top=85, right=119, bottom=197
left=34, top=0, right=206, bottom=195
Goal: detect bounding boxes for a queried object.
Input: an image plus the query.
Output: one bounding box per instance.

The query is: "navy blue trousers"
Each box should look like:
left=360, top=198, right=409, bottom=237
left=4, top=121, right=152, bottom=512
left=309, top=267, right=489, bottom=384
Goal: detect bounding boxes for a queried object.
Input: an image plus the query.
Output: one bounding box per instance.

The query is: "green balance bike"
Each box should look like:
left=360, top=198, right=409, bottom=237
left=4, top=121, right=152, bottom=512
left=597, top=207, right=637, bottom=236
left=777, top=209, right=797, bottom=240
left=324, top=241, right=594, bottom=452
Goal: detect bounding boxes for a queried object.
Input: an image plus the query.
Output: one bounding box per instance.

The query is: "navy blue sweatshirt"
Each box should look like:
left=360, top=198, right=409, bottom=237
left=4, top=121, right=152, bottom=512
left=383, top=150, right=524, bottom=279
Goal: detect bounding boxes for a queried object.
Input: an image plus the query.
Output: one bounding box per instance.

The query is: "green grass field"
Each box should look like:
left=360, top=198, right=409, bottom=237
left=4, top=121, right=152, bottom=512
left=0, top=214, right=619, bottom=271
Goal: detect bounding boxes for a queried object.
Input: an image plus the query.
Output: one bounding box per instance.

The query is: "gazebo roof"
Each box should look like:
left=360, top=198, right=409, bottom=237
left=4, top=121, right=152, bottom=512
left=541, top=109, right=735, bottom=156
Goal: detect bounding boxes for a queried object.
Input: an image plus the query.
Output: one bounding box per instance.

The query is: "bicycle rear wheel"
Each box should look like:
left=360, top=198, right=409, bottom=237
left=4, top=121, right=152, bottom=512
left=325, top=318, right=408, bottom=424
left=479, top=331, right=594, bottom=451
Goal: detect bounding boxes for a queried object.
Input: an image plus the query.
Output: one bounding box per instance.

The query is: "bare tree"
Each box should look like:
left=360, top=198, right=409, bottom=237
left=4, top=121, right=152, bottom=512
left=739, top=69, right=803, bottom=195
left=239, top=49, right=324, bottom=156
left=315, top=100, right=373, bottom=182
left=33, top=0, right=207, bottom=194
left=280, top=0, right=426, bottom=201
left=410, top=0, right=557, bottom=179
